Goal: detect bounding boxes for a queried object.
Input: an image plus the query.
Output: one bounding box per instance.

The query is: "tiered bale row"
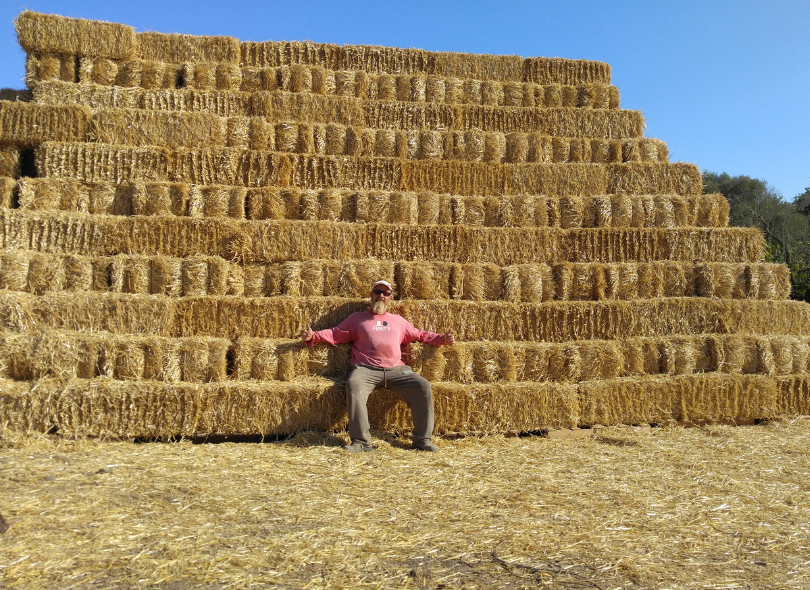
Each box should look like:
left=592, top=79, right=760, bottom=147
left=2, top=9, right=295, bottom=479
left=15, top=11, right=610, bottom=83
left=28, top=58, right=621, bottom=109
left=30, top=143, right=701, bottom=195
left=10, top=178, right=731, bottom=227
left=3, top=293, right=809, bottom=343
left=31, top=83, right=640, bottom=136
left=1, top=374, right=807, bottom=437
left=0, top=251, right=790, bottom=301
left=0, top=101, right=662, bottom=161
left=0, top=211, right=763, bottom=264
left=3, top=328, right=808, bottom=384
left=0, top=10, right=808, bottom=437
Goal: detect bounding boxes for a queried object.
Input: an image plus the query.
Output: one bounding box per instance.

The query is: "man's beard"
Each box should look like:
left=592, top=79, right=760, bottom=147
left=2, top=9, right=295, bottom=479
left=372, top=301, right=388, bottom=315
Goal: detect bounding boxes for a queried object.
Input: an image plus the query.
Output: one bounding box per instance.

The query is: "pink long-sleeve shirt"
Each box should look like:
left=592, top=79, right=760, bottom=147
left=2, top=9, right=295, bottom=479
left=307, top=310, right=445, bottom=368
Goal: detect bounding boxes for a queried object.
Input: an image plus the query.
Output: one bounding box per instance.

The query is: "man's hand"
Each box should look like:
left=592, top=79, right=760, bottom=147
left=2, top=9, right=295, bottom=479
left=300, top=323, right=313, bottom=342
left=443, top=329, right=455, bottom=346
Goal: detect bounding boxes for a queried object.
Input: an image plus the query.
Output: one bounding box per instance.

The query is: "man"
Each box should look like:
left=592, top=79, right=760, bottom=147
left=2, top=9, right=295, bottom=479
left=301, top=280, right=455, bottom=453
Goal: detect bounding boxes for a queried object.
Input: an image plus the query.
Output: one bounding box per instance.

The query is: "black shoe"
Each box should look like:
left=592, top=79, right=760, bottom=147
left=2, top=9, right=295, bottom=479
left=412, top=441, right=439, bottom=452
left=343, top=441, right=373, bottom=453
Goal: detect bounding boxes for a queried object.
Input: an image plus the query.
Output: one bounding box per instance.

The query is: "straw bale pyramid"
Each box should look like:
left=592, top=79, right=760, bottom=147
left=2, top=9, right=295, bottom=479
left=1, top=11, right=808, bottom=438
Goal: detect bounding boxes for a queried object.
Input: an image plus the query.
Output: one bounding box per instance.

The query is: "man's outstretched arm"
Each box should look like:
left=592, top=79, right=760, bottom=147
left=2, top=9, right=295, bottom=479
left=300, top=320, right=354, bottom=346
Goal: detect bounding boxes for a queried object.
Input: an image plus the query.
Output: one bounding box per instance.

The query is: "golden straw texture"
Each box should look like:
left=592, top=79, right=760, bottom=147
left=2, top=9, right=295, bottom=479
left=0, top=210, right=764, bottom=265
left=15, top=11, right=136, bottom=59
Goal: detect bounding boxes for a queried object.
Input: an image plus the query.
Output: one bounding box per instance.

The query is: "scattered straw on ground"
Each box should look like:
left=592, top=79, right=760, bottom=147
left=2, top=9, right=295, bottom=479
left=1, top=420, right=809, bottom=589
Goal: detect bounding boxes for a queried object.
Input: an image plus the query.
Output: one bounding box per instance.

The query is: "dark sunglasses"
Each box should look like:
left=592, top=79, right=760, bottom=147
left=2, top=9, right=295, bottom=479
left=372, top=289, right=392, bottom=296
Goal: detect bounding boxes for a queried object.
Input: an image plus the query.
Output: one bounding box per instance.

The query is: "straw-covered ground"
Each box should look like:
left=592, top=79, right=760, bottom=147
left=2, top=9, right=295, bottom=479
left=1, top=420, right=809, bottom=589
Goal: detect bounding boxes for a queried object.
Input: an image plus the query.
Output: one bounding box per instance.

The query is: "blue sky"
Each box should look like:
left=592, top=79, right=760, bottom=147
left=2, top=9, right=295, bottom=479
left=1, top=0, right=808, bottom=200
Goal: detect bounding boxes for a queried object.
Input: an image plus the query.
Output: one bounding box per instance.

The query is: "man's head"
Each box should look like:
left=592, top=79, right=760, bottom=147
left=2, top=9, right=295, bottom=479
left=370, top=280, right=392, bottom=315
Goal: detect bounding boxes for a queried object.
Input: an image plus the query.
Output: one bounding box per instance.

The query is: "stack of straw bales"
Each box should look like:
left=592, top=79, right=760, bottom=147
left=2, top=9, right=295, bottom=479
left=0, top=10, right=808, bottom=438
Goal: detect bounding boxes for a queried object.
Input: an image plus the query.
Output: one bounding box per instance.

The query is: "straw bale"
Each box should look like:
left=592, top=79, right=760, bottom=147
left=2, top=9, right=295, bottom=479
left=203, top=186, right=231, bottom=218
left=790, top=338, right=809, bottom=374
left=579, top=373, right=777, bottom=426
left=22, top=54, right=45, bottom=85
left=242, top=265, right=266, bottom=297
left=286, top=64, right=311, bottom=93
left=621, top=139, right=640, bottom=163
left=23, top=53, right=44, bottom=85
left=113, top=60, right=143, bottom=87
left=482, top=80, right=503, bottom=106
left=771, top=264, right=792, bottom=300
left=557, top=196, right=583, bottom=229
left=442, top=77, right=461, bottom=103
left=499, top=81, right=521, bottom=107
left=272, top=122, right=299, bottom=153
left=354, top=71, right=370, bottom=98
left=189, top=63, right=214, bottom=89
left=312, top=124, right=327, bottom=154
left=776, top=375, right=810, bottom=415
left=372, top=74, right=394, bottom=100
left=0, top=148, right=19, bottom=179
left=0, top=376, right=348, bottom=436
left=396, top=262, right=450, bottom=300
left=59, top=55, right=79, bottom=83
left=246, top=339, right=277, bottom=380
left=121, top=256, right=150, bottom=294
left=424, top=75, right=445, bottom=103
left=27, top=330, right=85, bottom=380
left=573, top=138, right=591, bottom=163
left=560, top=85, right=578, bottom=107
left=0, top=102, right=90, bottom=148
left=390, top=75, right=408, bottom=102
left=766, top=336, right=793, bottom=377
left=16, top=178, right=55, bottom=211
left=26, top=253, right=63, bottom=295
left=90, top=108, right=228, bottom=148
left=419, top=131, right=443, bottom=160
left=59, top=255, right=91, bottom=292
left=16, top=11, right=135, bottom=59
left=179, top=257, right=208, bottom=297
left=148, top=255, right=181, bottom=296
left=110, top=339, right=145, bottom=381
left=142, top=182, right=174, bottom=215
left=504, top=133, right=529, bottom=163
left=139, top=61, right=165, bottom=89
left=543, top=84, right=561, bottom=107
left=372, top=129, right=395, bottom=159
left=653, top=195, right=676, bottom=227
left=607, top=162, right=703, bottom=196
left=483, top=132, right=505, bottom=162
left=214, top=63, right=241, bottom=91
left=178, top=339, right=209, bottom=383
left=459, top=79, right=481, bottom=104
left=637, top=263, right=663, bottom=298
left=331, top=70, right=353, bottom=97
left=133, top=30, right=238, bottom=64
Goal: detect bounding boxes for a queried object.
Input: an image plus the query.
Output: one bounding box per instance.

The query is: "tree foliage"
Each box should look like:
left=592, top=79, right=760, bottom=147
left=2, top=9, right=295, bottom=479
left=703, top=172, right=810, bottom=302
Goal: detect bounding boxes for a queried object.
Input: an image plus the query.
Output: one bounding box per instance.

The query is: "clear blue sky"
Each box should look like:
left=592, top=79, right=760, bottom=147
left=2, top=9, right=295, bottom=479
left=1, top=0, right=808, bottom=200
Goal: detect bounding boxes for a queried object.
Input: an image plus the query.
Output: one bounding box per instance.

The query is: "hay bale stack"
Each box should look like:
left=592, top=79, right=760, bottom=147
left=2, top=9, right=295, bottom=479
left=0, top=10, right=808, bottom=438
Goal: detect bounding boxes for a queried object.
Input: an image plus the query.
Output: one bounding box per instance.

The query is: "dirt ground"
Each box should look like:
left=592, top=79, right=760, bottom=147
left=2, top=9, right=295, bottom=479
left=1, top=419, right=809, bottom=589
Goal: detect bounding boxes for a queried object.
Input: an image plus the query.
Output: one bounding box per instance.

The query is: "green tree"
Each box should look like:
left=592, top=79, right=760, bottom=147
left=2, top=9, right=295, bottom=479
left=703, top=172, right=810, bottom=302
left=794, top=186, right=810, bottom=218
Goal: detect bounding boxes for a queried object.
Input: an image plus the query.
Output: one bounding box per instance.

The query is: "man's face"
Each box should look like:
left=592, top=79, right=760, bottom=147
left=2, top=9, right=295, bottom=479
left=370, top=285, right=392, bottom=314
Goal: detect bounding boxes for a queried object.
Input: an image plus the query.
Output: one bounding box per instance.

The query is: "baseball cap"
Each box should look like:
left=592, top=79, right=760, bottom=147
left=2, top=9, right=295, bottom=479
left=372, top=280, right=392, bottom=291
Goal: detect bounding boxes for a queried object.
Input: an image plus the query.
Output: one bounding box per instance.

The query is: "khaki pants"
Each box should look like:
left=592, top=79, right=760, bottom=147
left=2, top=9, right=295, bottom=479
left=346, top=364, right=434, bottom=447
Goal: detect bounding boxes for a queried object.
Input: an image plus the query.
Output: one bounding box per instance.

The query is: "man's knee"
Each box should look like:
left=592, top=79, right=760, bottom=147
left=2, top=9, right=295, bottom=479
left=413, top=374, right=431, bottom=396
